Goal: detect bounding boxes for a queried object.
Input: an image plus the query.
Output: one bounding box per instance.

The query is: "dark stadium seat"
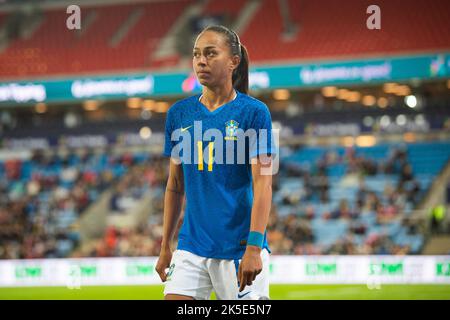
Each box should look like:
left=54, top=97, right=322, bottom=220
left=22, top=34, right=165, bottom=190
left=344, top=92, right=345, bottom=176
left=203, top=0, right=247, bottom=20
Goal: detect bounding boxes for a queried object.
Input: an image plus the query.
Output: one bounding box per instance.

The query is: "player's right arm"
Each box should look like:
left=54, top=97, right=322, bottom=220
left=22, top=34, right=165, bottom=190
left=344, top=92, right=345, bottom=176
left=156, top=159, right=185, bottom=282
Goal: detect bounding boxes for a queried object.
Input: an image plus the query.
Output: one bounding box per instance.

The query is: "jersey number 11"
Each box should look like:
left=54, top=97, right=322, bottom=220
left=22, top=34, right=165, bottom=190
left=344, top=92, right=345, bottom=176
left=197, top=141, right=214, bottom=172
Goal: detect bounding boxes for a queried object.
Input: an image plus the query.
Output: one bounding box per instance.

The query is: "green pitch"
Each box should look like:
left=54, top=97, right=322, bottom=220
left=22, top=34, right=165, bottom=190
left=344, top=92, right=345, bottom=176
left=0, top=284, right=449, bottom=300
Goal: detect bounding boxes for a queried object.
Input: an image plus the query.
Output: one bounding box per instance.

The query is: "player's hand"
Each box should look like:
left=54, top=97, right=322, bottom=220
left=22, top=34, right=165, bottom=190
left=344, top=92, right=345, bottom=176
left=156, top=247, right=172, bottom=282
left=238, top=246, right=262, bottom=292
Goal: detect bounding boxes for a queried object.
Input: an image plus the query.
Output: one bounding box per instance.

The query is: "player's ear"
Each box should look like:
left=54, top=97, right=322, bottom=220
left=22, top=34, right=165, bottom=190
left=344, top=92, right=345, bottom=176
left=230, top=55, right=240, bottom=72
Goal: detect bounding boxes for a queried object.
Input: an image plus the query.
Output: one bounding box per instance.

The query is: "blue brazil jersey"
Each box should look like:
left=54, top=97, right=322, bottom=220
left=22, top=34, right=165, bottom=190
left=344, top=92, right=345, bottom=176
left=163, top=91, right=276, bottom=259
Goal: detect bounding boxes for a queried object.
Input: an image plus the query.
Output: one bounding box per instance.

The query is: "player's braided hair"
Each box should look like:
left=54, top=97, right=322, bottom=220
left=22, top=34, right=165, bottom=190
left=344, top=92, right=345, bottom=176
left=202, top=25, right=249, bottom=94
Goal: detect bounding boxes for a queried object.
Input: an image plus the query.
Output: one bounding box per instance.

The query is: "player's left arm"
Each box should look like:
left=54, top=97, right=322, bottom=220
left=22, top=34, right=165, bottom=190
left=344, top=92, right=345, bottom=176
left=238, top=154, right=273, bottom=292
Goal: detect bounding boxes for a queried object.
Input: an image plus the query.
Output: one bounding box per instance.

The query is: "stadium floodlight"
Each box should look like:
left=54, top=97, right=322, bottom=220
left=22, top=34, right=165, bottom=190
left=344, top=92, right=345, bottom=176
left=140, top=109, right=152, bottom=120
left=273, top=89, right=290, bottom=101
left=35, top=102, right=47, bottom=114
left=139, top=126, right=152, bottom=140
left=341, top=136, right=355, bottom=147
left=395, top=85, right=411, bottom=96
left=382, top=82, right=398, bottom=93
left=345, top=91, right=361, bottom=102
left=363, top=116, right=374, bottom=127
left=377, top=97, right=388, bottom=108
left=362, top=95, right=376, bottom=106
left=83, top=100, right=99, bottom=111
left=127, top=97, right=142, bottom=109
left=380, top=115, right=391, bottom=127
left=403, top=132, right=416, bottom=143
left=396, top=114, right=407, bottom=126
left=415, top=114, right=426, bottom=125
left=356, top=135, right=376, bottom=147
left=64, top=112, right=79, bottom=128
left=405, top=95, right=417, bottom=108
left=142, top=99, right=155, bottom=110
left=285, top=102, right=301, bottom=117
left=321, top=86, right=337, bottom=97
left=154, top=102, right=169, bottom=113
left=337, top=89, right=350, bottom=100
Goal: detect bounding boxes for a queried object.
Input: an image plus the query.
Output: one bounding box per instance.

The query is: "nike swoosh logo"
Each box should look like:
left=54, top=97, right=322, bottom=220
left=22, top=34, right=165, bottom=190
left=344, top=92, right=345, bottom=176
left=237, top=291, right=251, bottom=299
left=181, top=125, right=193, bottom=132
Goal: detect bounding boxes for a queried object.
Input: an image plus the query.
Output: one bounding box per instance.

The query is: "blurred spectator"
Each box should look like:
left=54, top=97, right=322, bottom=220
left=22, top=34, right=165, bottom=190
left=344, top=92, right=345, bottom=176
left=0, top=142, right=434, bottom=258
left=0, top=150, right=162, bottom=259
left=430, top=204, right=446, bottom=234
left=326, top=199, right=358, bottom=220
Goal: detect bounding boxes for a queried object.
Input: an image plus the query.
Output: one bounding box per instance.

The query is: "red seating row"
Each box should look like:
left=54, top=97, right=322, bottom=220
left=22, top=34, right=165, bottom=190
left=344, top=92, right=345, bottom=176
left=241, top=0, right=450, bottom=62
left=0, top=0, right=449, bottom=78
left=0, top=1, right=192, bottom=78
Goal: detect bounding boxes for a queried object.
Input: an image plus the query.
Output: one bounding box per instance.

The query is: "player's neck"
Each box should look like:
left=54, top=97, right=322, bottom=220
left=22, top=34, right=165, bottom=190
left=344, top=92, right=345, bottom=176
left=200, top=84, right=236, bottom=110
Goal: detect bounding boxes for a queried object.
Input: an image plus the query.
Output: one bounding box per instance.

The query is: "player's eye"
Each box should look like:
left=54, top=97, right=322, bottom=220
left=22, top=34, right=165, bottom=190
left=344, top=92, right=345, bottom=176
left=207, top=51, right=217, bottom=57
left=193, top=52, right=200, bottom=58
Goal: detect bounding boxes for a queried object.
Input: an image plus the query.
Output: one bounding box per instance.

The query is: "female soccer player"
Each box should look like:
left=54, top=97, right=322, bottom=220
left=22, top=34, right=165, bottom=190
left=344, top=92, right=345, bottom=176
left=155, top=25, right=276, bottom=300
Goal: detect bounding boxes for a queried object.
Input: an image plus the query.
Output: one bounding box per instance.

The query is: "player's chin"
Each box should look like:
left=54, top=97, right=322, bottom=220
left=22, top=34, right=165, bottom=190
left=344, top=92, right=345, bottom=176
left=197, top=78, right=213, bottom=87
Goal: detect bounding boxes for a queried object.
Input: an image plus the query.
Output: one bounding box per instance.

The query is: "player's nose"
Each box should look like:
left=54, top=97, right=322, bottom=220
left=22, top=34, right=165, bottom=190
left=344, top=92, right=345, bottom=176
left=197, top=54, right=207, bottom=66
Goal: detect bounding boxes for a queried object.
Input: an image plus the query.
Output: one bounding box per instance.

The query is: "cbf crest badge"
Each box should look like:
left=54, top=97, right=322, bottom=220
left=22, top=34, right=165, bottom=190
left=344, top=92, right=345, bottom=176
left=225, top=120, right=239, bottom=140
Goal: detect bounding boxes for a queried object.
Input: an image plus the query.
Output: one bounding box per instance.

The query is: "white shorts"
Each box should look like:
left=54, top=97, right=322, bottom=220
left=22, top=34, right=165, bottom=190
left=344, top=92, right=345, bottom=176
left=163, top=249, right=270, bottom=300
